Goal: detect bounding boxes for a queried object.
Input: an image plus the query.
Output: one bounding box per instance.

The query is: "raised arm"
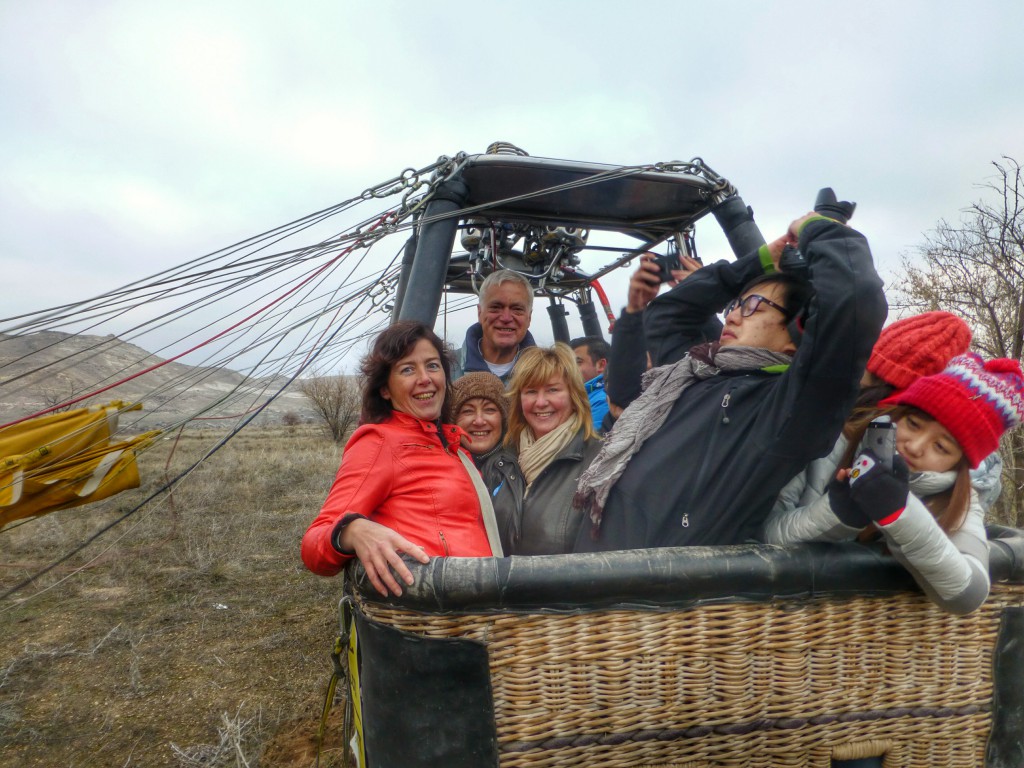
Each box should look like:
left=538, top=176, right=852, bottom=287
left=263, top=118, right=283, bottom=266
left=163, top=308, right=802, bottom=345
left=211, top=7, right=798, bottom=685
left=608, top=254, right=710, bottom=409
left=755, top=217, right=887, bottom=461
left=644, top=239, right=786, bottom=366
left=605, top=310, right=648, bottom=410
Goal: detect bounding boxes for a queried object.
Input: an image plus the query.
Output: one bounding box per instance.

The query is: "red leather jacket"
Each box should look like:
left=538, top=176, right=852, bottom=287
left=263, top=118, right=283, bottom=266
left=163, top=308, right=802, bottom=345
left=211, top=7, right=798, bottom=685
left=301, top=410, right=492, bottom=576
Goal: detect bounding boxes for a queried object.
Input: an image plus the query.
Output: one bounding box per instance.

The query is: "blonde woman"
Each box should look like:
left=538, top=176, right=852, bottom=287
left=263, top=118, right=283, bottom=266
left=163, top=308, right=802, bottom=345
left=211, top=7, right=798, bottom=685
left=500, top=344, right=602, bottom=554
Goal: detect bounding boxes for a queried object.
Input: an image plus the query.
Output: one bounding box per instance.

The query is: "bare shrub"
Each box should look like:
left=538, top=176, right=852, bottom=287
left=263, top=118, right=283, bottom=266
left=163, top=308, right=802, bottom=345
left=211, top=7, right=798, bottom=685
left=298, top=373, right=361, bottom=443
left=170, top=704, right=264, bottom=767
left=39, top=374, right=84, bottom=413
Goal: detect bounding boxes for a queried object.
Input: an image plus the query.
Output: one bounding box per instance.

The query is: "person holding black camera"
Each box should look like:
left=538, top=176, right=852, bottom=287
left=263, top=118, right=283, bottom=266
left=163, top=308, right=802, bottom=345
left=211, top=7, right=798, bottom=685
left=573, top=211, right=887, bottom=553
left=603, top=252, right=718, bottom=422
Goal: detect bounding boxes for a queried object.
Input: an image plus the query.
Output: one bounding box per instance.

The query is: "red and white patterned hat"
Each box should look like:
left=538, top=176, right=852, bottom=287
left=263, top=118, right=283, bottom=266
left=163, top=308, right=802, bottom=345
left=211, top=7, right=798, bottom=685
left=883, top=352, right=1024, bottom=468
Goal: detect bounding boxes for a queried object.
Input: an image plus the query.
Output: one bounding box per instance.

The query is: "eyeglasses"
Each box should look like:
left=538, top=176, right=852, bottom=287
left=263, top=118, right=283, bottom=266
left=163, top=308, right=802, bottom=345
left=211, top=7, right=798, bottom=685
left=724, top=293, right=788, bottom=319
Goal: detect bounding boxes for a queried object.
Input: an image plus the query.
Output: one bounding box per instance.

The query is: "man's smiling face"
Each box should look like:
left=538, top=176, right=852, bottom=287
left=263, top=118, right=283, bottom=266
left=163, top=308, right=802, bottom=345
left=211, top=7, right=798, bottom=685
left=478, top=282, right=532, bottom=362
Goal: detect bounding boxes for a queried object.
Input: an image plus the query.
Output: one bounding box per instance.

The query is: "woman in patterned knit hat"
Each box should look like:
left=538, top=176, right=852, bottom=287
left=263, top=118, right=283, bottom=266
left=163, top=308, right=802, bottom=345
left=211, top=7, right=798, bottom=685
left=768, top=351, right=1024, bottom=616
left=767, top=312, right=982, bottom=545
left=851, top=311, right=1002, bottom=505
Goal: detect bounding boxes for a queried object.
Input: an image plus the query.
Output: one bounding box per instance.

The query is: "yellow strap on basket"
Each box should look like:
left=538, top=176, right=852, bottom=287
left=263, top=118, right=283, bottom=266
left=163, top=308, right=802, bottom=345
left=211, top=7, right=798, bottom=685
left=317, top=618, right=367, bottom=768
left=346, top=621, right=366, bottom=768
left=316, top=636, right=345, bottom=767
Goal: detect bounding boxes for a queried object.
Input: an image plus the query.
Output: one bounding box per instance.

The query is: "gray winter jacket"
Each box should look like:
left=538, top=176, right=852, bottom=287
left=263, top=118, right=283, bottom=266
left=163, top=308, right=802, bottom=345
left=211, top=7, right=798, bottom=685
left=763, top=434, right=1000, bottom=614
left=497, top=429, right=602, bottom=555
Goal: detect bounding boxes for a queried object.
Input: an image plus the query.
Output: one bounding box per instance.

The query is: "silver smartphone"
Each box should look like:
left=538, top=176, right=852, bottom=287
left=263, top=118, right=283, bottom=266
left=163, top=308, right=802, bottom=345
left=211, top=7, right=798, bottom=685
left=861, top=416, right=896, bottom=471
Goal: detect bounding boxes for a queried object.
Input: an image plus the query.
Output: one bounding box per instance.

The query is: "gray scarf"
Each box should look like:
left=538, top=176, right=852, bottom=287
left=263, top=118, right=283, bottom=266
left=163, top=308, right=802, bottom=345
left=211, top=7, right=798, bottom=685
left=573, top=342, right=792, bottom=529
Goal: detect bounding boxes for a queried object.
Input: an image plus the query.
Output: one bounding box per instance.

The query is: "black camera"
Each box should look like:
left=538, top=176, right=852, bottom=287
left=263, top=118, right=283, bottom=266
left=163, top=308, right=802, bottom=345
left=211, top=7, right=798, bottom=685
left=651, top=252, right=681, bottom=284
left=779, top=188, right=856, bottom=276
left=651, top=232, right=701, bottom=284
left=812, top=187, right=856, bottom=224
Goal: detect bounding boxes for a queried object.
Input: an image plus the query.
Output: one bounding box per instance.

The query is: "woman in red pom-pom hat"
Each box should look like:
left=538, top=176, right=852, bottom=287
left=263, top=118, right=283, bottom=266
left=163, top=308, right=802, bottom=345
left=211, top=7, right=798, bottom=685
left=883, top=354, right=1024, bottom=470
left=768, top=311, right=981, bottom=554
left=766, top=350, right=1023, bottom=616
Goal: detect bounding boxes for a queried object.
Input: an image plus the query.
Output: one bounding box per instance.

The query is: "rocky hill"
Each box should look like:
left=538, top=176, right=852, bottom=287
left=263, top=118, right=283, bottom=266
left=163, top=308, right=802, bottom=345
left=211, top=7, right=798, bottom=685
left=0, top=331, right=318, bottom=429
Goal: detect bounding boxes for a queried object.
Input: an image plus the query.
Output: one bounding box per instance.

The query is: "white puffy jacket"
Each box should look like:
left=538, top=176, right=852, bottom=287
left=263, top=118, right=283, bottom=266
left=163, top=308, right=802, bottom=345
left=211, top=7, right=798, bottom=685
left=764, top=436, right=998, bottom=615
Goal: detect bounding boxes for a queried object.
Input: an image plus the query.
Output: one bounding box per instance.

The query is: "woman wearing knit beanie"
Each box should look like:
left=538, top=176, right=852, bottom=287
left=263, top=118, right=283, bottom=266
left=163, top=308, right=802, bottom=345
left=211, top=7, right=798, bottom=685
left=855, top=310, right=1001, bottom=503
left=767, top=353, right=1024, bottom=617
left=860, top=310, right=972, bottom=402
left=767, top=311, right=994, bottom=547
left=451, top=372, right=525, bottom=555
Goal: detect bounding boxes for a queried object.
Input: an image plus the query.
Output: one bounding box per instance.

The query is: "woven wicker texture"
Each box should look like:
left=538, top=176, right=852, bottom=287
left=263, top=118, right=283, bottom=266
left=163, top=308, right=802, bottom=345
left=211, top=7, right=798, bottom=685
left=359, top=583, right=1024, bottom=767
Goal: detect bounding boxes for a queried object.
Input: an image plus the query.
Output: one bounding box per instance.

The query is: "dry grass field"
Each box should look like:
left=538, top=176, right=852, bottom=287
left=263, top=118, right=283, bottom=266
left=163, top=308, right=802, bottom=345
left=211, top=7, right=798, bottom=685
left=0, top=425, right=351, bottom=767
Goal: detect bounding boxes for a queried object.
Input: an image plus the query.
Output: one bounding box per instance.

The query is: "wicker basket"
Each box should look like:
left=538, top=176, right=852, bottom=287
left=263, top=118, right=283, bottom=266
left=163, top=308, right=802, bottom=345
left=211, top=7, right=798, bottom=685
left=344, top=538, right=1024, bottom=768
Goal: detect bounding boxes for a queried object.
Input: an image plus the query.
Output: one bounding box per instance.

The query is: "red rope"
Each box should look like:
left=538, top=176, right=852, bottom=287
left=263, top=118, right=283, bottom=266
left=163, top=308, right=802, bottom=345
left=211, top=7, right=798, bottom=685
left=0, top=212, right=395, bottom=432
left=589, top=278, right=617, bottom=333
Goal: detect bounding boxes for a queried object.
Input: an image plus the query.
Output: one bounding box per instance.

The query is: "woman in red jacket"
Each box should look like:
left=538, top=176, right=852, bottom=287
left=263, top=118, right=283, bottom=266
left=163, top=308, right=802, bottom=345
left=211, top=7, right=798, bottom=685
left=301, top=321, right=493, bottom=595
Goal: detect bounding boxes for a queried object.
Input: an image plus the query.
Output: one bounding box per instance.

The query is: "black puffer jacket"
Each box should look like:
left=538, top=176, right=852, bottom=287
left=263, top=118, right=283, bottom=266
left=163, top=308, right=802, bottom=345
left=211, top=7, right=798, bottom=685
left=575, top=217, right=887, bottom=552
left=475, top=445, right=525, bottom=555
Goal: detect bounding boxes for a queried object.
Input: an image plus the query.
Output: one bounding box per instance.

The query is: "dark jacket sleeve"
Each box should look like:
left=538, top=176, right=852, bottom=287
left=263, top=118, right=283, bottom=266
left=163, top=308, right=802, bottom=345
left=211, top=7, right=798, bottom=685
left=605, top=309, right=648, bottom=409
left=644, top=251, right=764, bottom=365
left=755, top=218, right=887, bottom=461
left=608, top=306, right=724, bottom=406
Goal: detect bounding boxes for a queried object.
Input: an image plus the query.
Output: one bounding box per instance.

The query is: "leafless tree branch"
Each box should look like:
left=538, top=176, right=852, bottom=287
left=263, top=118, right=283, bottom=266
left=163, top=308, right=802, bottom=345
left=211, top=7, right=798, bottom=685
left=892, top=157, right=1024, bottom=524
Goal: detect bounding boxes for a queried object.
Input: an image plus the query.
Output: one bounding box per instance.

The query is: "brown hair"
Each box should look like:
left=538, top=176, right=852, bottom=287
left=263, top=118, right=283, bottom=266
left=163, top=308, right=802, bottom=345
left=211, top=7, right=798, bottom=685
left=505, top=343, right=598, bottom=446
left=842, top=404, right=971, bottom=535
left=359, top=321, right=453, bottom=425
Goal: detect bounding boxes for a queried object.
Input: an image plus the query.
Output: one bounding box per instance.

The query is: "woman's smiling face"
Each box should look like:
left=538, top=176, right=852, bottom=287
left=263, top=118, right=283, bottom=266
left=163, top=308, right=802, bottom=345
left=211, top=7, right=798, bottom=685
left=519, top=374, right=573, bottom=438
left=456, top=397, right=503, bottom=454
left=381, top=338, right=446, bottom=421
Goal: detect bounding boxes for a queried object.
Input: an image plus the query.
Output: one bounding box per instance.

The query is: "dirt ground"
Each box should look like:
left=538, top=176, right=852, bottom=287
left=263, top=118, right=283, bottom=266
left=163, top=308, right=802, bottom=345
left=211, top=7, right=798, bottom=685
left=0, top=427, right=351, bottom=767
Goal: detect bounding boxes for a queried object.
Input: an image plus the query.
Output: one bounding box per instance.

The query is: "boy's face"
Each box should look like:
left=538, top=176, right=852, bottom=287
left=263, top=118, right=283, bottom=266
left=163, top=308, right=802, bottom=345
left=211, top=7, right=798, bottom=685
left=719, top=281, right=795, bottom=354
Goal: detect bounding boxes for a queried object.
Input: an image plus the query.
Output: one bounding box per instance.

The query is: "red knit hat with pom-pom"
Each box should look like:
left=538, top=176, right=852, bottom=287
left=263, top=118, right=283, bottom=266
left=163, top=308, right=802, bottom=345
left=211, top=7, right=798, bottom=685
left=867, top=311, right=972, bottom=392
left=882, top=353, right=1024, bottom=468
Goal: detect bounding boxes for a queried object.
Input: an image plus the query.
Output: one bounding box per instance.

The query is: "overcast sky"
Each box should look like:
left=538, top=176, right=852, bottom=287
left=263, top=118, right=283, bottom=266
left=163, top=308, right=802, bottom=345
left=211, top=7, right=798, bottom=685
left=2, top=1, right=1023, bottom=362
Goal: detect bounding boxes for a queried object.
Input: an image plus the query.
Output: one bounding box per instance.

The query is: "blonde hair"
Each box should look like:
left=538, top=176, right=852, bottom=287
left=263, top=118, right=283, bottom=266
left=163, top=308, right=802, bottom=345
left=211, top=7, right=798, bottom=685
left=505, top=343, right=598, bottom=445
